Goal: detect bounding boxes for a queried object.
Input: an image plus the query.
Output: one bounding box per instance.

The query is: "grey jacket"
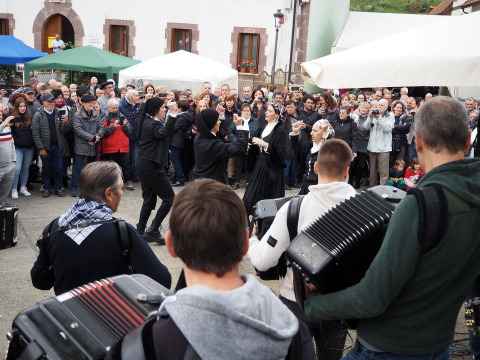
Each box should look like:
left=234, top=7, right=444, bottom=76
left=356, top=115, right=370, bottom=154
left=0, top=124, right=16, bottom=167
left=160, top=274, right=299, bottom=360
left=32, top=107, right=68, bottom=151
left=364, top=111, right=394, bottom=153
left=400, top=114, right=415, bottom=145
left=73, top=107, right=111, bottom=156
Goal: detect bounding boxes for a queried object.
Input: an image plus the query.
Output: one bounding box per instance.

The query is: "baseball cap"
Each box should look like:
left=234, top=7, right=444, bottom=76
left=24, top=88, right=35, bottom=94
left=41, top=93, right=55, bottom=101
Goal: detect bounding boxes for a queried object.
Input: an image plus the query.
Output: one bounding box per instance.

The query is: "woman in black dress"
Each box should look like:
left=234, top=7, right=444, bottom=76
left=243, top=104, right=286, bottom=216
left=291, top=119, right=334, bottom=195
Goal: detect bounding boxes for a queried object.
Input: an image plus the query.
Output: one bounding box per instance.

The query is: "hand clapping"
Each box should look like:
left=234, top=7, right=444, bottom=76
left=292, top=121, right=301, bottom=134
left=167, top=99, right=178, bottom=114
left=233, top=113, right=242, bottom=126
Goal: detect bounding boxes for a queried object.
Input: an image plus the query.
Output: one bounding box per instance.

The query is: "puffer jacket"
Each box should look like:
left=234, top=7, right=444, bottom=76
left=332, top=117, right=358, bottom=154
left=73, top=107, right=110, bottom=156
left=119, top=97, right=141, bottom=142
left=32, top=106, right=68, bottom=151
left=102, top=111, right=132, bottom=154
left=364, top=111, right=395, bottom=153
left=171, top=111, right=193, bottom=149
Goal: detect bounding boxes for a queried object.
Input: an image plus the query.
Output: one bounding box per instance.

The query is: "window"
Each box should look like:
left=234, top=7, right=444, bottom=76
left=109, top=25, right=128, bottom=56
left=238, top=34, right=259, bottom=73
left=0, top=19, right=8, bottom=35
left=172, top=29, right=192, bottom=52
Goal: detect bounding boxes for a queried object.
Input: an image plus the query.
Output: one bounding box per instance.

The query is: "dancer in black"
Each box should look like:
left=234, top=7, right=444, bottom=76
left=136, top=97, right=177, bottom=244
left=291, top=119, right=334, bottom=195
left=243, top=104, right=286, bottom=216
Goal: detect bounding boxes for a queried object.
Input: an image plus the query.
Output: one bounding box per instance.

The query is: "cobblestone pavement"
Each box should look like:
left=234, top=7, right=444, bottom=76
left=0, top=179, right=473, bottom=358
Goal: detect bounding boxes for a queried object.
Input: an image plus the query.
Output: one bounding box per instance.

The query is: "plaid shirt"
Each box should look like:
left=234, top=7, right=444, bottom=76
left=58, top=199, right=113, bottom=245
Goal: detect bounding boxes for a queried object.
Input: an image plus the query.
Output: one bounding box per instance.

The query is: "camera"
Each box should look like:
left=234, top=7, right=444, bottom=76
left=260, top=97, right=267, bottom=104
left=371, top=109, right=380, bottom=116
left=157, top=93, right=167, bottom=98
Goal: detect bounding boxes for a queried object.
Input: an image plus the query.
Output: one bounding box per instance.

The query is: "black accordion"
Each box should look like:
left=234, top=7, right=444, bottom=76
left=286, top=186, right=405, bottom=327
left=0, top=204, right=18, bottom=250
left=6, top=274, right=173, bottom=360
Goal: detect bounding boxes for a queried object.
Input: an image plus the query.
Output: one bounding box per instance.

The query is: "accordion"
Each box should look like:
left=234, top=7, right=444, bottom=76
left=286, top=186, right=405, bottom=327
left=0, top=204, right=18, bottom=250
left=6, top=274, right=173, bottom=360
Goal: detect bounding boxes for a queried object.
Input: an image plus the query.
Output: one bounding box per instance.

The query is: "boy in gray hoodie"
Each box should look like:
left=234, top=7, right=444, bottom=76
left=0, top=110, right=16, bottom=204
left=106, top=179, right=313, bottom=360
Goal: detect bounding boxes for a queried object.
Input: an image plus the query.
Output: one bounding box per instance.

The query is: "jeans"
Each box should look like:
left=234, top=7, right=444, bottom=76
left=170, top=146, right=184, bottom=184
left=409, top=142, right=418, bottom=164
left=284, top=157, right=296, bottom=186
left=42, top=145, right=63, bottom=192
left=13, top=147, right=34, bottom=188
left=70, top=154, right=96, bottom=193
left=129, top=141, right=138, bottom=180
left=466, top=275, right=480, bottom=358
left=342, top=343, right=449, bottom=360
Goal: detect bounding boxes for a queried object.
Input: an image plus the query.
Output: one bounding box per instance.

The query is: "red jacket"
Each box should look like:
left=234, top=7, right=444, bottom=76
left=102, top=114, right=132, bottom=154
left=405, top=167, right=425, bottom=179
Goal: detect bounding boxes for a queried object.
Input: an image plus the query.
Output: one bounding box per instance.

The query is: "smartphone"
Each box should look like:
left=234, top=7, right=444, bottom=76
left=12, top=116, right=22, bottom=124
left=158, top=93, right=167, bottom=98
left=59, top=110, right=66, bottom=116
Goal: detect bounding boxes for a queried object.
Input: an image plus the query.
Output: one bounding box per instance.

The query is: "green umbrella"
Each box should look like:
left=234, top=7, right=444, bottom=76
left=24, top=45, right=140, bottom=82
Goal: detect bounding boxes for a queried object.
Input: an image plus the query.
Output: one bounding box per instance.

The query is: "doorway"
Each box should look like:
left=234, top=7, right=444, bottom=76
left=43, top=14, right=74, bottom=54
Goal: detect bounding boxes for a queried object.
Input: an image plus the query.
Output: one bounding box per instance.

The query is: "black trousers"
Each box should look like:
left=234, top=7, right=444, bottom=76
left=104, top=152, right=130, bottom=182
left=280, top=296, right=346, bottom=360
left=234, top=154, right=250, bottom=183
left=136, top=158, right=175, bottom=228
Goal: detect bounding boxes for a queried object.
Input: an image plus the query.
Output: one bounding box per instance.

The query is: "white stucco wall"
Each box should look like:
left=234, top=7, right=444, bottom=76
left=1, top=0, right=295, bottom=75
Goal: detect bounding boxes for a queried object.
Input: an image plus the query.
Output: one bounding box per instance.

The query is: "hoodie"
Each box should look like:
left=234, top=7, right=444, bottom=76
left=0, top=123, right=16, bottom=167
left=305, top=158, right=480, bottom=355
left=249, top=182, right=357, bottom=301
left=159, top=274, right=299, bottom=360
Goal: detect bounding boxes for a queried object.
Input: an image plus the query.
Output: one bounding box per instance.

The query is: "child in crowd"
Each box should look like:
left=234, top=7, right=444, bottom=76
left=388, top=159, right=405, bottom=188
left=404, top=157, right=425, bottom=191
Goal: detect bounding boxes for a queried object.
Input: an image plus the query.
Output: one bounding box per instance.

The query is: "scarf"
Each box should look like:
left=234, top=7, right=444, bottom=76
left=58, top=199, right=113, bottom=245
left=55, top=100, right=66, bottom=108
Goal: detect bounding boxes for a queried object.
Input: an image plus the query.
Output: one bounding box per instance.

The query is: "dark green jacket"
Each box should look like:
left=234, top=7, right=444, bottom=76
left=305, top=158, right=480, bottom=355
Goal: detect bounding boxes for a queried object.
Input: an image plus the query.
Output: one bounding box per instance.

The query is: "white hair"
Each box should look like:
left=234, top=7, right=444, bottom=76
left=107, top=98, right=119, bottom=107
left=400, top=87, right=408, bottom=95
left=126, top=89, right=138, bottom=100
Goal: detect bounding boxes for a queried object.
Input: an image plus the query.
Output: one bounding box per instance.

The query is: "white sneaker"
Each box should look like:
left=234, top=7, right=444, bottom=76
left=20, top=187, right=31, bottom=197
left=11, top=189, right=18, bottom=199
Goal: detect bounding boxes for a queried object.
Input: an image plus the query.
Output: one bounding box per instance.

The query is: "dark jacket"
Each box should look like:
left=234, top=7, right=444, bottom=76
left=320, top=108, right=340, bottom=126
left=356, top=115, right=370, bottom=154
left=299, top=109, right=318, bottom=137
left=227, top=116, right=261, bottom=145
left=170, top=111, right=192, bottom=149
left=283, top=117, right=296, bottom=158
left=248, top=121, right=287, bottom=173
left=32, top=107, right=68, bottom=151
left=11, top=116, right=34, bottom=148
left=218, top=108, right=241, bottom=140
left=392, top=115, right=409, bottom=147
left=31, top=221, right=171, bottom=295
left=389, top=166, right=405, bottom=179
left=73, top=107, right=109, bottom=156
left=26, top=100, right=41, bottom=118
left=119, top=97, right=141, bottom=142
left=193, top=130, right=249, bottom=184
left=252, top=103, right=268, bottom=127
left=137, top=114, right=177, bottom=167
left=286, top=111, right=308, bottom=142
left=332, top=117, right=358, bottom=154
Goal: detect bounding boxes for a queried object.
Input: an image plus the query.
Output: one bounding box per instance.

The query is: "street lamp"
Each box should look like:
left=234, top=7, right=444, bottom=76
left=271, top=9, right=284, bottom=86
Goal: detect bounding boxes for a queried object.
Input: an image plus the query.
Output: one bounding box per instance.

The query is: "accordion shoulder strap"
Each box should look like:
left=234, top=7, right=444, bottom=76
left=407, top=184, right=448, bottom=254
left=287, top=196, right=304, bottom=242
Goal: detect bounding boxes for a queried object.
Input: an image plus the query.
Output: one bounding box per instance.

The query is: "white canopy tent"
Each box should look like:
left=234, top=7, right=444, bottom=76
left=331, top=12, right=445, bottom=54
left=119, top=50, right=238, bottom=93
left=301, top=11, right=480, bottom=90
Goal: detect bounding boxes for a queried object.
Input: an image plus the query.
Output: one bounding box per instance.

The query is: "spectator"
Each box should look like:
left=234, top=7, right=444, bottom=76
left=425, top=93, right=433, bottom=101
left=102, top=98, right=133, bottom=190
left=31, top=161, right=171, bottom=295
left=390, top=100, right=409, bottom=167
left=318, top=91, right=340, bottom=126
left=48, top=79, right=57, bottom=92
left=465, top=97, right=477, bottom=116
left=32, top=93, right=69, bottom=198
left=273, top=91, right=285, bottom=106
left=70, top=95, right=107, bottom=197
left=242, top=86, right=253, bottom=103
left=51, top=34, right=65, bottom=53
left=179, top=91, right=188, bottom=102
left=404, top=156, right=425, bottom=190
left=24, top=87, right=41, bottom=118
left=292, top=86, right=304, bottom=111
left=374, top=89, right=383, bottom=101
left=144, top=84, right=155, bottom=96
left=95, top=88, right=104, bottom=99
left=119, top=90, right=141, bottom=183
left=364, top=99, right=394, bottom=187
left=69, top=83, right=77, bottom=93
left=98, top=81, right=118, bottom=114
left=0, top=110, right=15, bottom=204
left=404, top=97, right=419, bottom=163
left=357, top=92, right=366, bottom=104
left=88, top=77, right=99, bottom=97
left=251, top=89, right=268, bottom=126
left=354, top=103, right=371, bottom=189
left=169, top=100, right=192, bottom=187
left=384, top=92, right=393, bottom=111
left=30, top=77, right=39, bottom=95
left=305, top=96, right=480, bottom=360
left=469, top=110, right=479, bottom=130
left=118, top=87, right=127, bottom=99
left=228, top=103, right=260, bottom=190
left=300, top=94, right=318, bottom=135
left=333, top=105, right=358, bottom=186
left=69, top=91, right=78, bottom=105
left=283, top=100, right=302, bottom=189
left=10, top=97, right=34, bottom=199
left=213, top=87, right=221, bottom=98
left=400, top=87, right=408, bottom=97
left=60, top=86, right=74, bottom=107
left=221, top=83, right=230, bottom=96
left=388, top=159, right=405, bottom=188
left=199, top=91, right=215, bottom=109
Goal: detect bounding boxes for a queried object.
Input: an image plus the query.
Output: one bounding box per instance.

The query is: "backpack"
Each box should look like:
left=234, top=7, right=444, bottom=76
left=36, top=218, right=134, bottom=274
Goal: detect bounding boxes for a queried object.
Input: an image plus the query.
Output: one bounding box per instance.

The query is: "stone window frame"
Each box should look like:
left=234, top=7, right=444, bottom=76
left=0, top=14, right=14, bottom=35
left=230, top=27, right=267, bottom=74
left=164, top=23, right=199, bottom=55
left=293, top=3, right=311, bottom=82
left=103, top=19, right=136, bottom=58
left=32, top=1, right=84, bottom=52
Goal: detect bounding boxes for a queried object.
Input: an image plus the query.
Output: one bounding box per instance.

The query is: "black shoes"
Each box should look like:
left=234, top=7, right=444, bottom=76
left=292, top=183, right=302, bottom=189
left=171, top=181, right=184, bottom=187
left=232, top=182, right=240, bottom=190
left=144, top=225, right=165, bottom=245
left=285, top=184, right=292, bottom=190
left=136, top=223, right=146, bottom=236
left=228, top=177, right=234, bottom=186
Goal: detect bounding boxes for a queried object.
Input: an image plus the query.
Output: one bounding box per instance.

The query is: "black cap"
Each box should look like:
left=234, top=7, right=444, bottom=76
left=100, top=81, right=114, bottom=90
left=41, top=93, right=55, bottom=101
left=127, top=84, right=136, bottom=88
left=24, top=88, right=35, bottom=94
left=81, top=94, right=96, bottom=102
left=138, top=91, right=145, bottom=98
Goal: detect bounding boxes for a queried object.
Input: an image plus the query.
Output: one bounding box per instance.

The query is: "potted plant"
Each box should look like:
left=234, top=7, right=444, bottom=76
left=238, top=61, right=249, bottom=73
left=248, top=63, right=256, bottom=74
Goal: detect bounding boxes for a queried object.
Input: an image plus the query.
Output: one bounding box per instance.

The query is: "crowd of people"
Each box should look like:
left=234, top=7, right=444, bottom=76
left=2, top=76, right=480, bottom=360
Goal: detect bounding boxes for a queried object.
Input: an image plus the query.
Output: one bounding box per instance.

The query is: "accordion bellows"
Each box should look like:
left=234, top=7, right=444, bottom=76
left=287, top=188, right=401, bottom=295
